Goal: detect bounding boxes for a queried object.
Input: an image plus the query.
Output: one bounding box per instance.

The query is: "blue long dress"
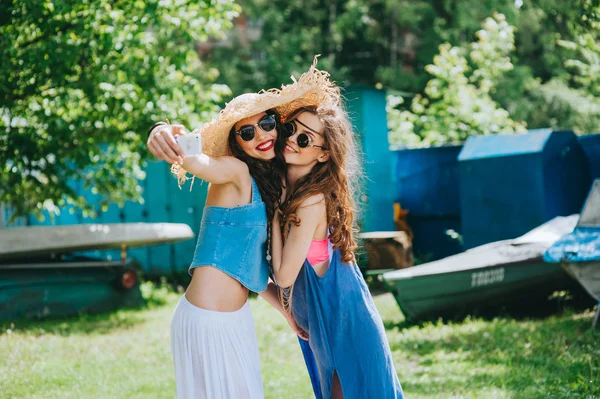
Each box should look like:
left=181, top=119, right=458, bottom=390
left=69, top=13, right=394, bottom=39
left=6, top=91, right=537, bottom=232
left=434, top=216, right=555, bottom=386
left=292, top=249, right=404, bottom=399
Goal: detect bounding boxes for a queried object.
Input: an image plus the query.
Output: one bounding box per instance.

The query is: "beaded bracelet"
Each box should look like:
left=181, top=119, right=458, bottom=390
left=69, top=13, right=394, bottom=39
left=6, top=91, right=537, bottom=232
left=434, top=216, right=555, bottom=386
left=147, top=121, right=168, bottom=138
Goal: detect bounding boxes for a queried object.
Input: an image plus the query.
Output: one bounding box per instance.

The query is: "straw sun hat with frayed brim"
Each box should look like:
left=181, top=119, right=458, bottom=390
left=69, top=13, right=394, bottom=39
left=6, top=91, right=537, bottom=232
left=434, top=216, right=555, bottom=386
left=194, top=57, right=340, bottom=158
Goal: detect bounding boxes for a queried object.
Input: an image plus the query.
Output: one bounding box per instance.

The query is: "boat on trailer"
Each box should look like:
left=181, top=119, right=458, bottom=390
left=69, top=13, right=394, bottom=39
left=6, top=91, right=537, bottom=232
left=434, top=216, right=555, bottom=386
left=0, top=223, right=194, bottom=320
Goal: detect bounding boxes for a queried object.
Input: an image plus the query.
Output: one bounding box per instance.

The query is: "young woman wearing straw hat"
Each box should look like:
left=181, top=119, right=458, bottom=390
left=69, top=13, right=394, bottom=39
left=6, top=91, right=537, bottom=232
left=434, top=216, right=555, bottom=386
left=270, top=69, right=405, bottom=398
left=146, top=67, right=336, bottom=398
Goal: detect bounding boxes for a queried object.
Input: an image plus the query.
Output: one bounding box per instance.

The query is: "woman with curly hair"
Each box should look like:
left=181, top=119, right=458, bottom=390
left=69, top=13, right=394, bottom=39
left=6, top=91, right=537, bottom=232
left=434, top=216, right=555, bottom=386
left=271, top=80, right=404, bottom=398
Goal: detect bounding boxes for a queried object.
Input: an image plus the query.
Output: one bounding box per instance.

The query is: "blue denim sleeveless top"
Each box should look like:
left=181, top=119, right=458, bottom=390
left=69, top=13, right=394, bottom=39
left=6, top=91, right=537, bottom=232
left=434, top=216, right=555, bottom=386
left=189, top=177, right=269, bottom=293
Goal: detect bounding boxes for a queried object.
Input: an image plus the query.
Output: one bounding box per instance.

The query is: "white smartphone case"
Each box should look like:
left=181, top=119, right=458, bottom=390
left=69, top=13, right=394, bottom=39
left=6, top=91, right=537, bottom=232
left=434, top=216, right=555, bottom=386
left=175, top=134, right=202, bottom=157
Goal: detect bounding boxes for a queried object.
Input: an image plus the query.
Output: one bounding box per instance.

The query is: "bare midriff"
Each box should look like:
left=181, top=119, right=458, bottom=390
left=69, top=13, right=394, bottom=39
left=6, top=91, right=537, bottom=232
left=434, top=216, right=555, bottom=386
left=185, top=266, right=249, bottom=312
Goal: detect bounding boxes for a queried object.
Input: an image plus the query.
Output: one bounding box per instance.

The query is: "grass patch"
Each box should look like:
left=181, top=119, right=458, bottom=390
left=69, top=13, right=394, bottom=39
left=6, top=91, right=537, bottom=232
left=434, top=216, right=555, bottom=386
left=377, top=296, right=600, bottom=399
left=0, top=287, right=598, bottom=398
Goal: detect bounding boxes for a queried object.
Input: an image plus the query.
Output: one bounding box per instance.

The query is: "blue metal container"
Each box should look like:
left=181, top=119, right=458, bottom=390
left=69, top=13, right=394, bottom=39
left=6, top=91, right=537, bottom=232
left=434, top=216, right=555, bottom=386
left=393, top=145, right=462, bottom=216
left=458, top=129, right=590, bottom=249
left=392, top=145, right=463, bottom=260
left=579, top=133, right=600, bottom=181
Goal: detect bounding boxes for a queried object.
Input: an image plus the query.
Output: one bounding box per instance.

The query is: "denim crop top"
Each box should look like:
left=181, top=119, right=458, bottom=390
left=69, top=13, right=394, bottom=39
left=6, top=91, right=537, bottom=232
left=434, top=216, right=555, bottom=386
left=189, top=177, right=270, bottom=293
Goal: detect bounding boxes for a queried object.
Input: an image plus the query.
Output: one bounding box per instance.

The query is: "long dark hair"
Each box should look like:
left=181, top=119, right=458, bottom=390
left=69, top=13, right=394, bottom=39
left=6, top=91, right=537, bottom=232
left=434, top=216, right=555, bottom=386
left=227, top=109, right=287, bottom=228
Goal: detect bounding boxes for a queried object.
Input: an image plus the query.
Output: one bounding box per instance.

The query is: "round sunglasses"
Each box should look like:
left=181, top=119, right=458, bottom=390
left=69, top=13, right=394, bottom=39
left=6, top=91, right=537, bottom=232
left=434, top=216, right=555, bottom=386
left=283, top=120, right=328, bottom=150
left=235, top=114, right=277, bottom=142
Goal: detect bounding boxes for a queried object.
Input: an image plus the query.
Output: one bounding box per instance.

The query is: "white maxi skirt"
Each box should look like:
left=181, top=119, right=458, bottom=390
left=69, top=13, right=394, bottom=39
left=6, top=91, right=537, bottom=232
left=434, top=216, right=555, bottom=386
left=171, top=295, right=264, bottom=399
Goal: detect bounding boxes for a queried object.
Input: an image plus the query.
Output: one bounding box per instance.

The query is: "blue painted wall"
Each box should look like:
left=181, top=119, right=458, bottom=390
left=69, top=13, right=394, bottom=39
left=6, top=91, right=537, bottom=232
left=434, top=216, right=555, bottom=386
left=345, top=86, right=395, bottom=232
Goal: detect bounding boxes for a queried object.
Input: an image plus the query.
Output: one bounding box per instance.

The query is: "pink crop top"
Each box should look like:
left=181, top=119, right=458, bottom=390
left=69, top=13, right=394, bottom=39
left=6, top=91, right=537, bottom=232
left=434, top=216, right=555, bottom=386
left=307, top=238, right=330, bottom=266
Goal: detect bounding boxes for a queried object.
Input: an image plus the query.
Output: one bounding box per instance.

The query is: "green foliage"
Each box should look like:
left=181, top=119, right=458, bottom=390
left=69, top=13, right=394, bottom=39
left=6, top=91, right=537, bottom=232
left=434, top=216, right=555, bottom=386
left=388, top=14, right=527, bottom=147
left=561, top=34, right=600, bottom=98
left=209, top=0, right=523, bottom=95
left=0, top=0, right=239, bottom=219
left=532, top=33, right=600, bottom=133
left=493, top=0, right=600, bottom=134
left=140, top=278, right=173, bottom=308
left=208, top=0, right=344, bottom=95
left=524, top=78, right=600, bottom=134
left=208, top=0, right=448, bottom=94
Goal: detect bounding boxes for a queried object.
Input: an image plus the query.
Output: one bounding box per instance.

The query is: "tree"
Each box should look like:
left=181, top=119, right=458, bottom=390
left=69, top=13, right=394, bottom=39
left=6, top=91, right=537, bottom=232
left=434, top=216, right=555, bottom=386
left=387, top=13, right=526, bottom=147
left=207, top=0, right=521, bottom=95
left=0, top=0, right=239, bottom=219
left=207, top=0, right=343, bottom=95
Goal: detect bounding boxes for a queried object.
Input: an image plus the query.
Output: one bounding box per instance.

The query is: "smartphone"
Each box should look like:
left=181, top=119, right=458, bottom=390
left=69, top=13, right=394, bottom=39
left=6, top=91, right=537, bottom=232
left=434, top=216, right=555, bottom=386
left=175, top=133, right=202, bottom=157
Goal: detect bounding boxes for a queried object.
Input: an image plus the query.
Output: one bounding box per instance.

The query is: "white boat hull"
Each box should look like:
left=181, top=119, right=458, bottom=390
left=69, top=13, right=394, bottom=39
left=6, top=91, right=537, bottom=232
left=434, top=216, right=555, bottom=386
left=0, top=223, right=194, bottom=261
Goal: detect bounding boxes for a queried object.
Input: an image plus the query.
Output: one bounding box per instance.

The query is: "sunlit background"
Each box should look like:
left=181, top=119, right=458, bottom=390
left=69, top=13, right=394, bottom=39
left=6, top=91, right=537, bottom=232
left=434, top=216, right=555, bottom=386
left=1, top=1, right=599, bottom=398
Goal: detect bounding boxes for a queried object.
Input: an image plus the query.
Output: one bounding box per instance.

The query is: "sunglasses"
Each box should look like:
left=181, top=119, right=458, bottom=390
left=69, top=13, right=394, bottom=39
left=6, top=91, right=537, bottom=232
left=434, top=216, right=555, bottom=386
left=235, top=114, right=277, bottom=142
left=283, top=120, right=328, bottom=150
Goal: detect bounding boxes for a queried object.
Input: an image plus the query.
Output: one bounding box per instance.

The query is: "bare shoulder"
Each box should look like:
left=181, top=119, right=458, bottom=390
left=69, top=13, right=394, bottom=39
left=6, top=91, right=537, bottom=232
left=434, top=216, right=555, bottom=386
left=297, top=193, right=326, bottom=216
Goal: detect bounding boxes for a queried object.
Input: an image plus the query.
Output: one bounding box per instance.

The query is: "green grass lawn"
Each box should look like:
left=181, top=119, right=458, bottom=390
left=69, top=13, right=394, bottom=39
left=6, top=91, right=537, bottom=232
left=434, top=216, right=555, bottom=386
left=0, top=286, right=598, bottom=399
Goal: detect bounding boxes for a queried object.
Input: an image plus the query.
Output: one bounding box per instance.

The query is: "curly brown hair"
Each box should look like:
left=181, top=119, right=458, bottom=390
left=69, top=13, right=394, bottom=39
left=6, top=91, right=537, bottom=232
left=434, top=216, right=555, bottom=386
left=279, top=104, right=363, bottom=264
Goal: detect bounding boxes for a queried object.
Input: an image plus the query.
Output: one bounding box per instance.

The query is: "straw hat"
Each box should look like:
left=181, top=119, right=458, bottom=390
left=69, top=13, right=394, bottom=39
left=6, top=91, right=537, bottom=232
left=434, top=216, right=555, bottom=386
left=196, top=56, right=340, bottom=158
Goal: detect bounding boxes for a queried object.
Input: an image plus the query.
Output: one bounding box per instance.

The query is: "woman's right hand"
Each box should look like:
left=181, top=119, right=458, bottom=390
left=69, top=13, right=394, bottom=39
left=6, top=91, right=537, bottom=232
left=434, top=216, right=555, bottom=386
left=147, top=124, right=187, bottom=164
left=285, top=312, right=308, bottom=341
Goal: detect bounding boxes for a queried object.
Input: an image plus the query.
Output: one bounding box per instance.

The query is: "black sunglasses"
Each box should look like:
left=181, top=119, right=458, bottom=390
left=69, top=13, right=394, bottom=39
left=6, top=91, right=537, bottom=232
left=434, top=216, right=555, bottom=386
left=235, top=115, right=277, bottom=142
left=283, top=120, right=328, bottom=150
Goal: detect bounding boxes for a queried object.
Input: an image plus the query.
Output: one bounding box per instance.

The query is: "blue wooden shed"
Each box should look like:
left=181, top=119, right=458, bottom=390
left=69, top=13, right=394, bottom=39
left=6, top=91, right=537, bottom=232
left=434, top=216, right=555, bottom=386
left=458, top=129, right=590, bottom=249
